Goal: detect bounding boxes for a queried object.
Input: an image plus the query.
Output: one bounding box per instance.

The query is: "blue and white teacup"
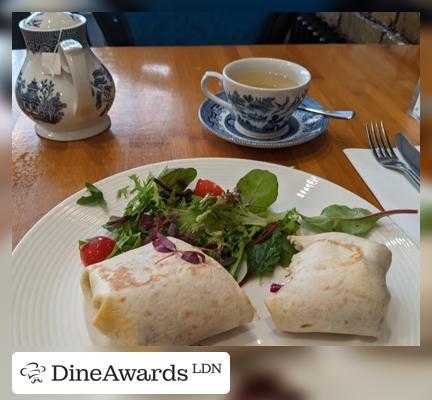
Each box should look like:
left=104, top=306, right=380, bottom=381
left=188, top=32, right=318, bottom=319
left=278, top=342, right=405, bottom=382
left=201, top=57, right=311, bottom=139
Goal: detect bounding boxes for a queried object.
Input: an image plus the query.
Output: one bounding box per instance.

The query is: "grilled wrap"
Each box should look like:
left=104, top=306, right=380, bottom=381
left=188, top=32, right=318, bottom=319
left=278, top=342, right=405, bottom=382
left=81, top=237, right=256, bottom=346
left=265, top=232, right=391, bottom=337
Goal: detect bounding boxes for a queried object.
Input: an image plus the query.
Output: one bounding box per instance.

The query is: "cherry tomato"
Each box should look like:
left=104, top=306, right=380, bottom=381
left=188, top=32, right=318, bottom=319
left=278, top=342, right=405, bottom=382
left=80, top=236, right=116, bottom=266
left=194, top=179, right=224, bottom=197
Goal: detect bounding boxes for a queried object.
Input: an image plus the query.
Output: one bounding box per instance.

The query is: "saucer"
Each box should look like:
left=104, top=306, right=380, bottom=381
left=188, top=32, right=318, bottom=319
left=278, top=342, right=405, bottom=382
left=198, top=92, right=328, bottom=148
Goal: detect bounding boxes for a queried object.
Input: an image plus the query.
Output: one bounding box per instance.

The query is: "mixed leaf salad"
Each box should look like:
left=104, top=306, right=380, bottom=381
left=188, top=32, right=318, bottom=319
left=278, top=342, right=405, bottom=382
left=78, top=168, right=416, bottom=282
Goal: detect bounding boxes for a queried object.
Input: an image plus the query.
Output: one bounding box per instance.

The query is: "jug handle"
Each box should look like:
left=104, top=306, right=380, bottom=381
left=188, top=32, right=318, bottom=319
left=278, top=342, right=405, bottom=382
left=59, top=39, right=93, bottom=116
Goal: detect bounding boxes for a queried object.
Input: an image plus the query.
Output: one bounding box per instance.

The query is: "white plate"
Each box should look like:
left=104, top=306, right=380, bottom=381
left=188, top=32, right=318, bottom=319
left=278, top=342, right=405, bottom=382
left=12, top=158, right=420, bottom=347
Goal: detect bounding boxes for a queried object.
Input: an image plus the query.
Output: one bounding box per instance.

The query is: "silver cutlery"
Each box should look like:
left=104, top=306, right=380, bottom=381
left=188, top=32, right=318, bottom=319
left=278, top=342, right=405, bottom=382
left=366, top=121, right=420, bottom=191
left=395, top=132, right=420, bottom=178
left=298, top=106, right=355, bottom=120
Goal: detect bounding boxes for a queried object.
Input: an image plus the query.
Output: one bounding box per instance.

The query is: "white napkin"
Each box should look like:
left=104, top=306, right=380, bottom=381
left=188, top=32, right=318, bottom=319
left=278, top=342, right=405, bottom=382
left=344, top=148, right=420, bottom=247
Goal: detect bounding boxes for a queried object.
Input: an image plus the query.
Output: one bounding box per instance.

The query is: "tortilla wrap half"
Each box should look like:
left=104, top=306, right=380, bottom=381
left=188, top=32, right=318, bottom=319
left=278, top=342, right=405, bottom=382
left=81, top=237, right=257, bottom=346
left=265, top=232, right=392, bottom=337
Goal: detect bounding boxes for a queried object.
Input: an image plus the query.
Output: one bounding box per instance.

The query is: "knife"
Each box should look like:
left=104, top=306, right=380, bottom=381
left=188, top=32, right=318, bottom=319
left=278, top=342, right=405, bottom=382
left=395, top=133, right=420, bottom=178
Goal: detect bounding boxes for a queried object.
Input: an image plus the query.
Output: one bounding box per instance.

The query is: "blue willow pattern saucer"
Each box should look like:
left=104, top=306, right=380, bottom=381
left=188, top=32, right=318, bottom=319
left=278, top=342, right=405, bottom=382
left=198, top=92, right=328, bottom=148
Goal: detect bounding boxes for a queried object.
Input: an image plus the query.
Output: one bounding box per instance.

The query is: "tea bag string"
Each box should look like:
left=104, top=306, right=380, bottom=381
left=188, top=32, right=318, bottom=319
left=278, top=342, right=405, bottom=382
left=53, top=28, right=64, bottom=54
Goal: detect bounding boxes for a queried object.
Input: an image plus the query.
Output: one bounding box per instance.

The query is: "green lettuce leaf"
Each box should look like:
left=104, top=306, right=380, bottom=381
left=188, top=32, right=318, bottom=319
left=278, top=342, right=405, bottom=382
left=157, top=167, right=197, bottom=192
left=246, top=228, right=284, bottom=276
left=236, top=169, right=278, bottom=211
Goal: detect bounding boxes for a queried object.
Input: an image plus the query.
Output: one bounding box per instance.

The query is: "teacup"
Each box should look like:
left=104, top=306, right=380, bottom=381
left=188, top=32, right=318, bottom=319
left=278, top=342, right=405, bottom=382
left=201, top=57, right=311, bottom=139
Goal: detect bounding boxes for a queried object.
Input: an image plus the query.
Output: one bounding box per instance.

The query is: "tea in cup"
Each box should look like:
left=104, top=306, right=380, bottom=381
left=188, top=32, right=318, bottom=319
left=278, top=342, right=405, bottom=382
left=201, top=57, right=311, bottom=139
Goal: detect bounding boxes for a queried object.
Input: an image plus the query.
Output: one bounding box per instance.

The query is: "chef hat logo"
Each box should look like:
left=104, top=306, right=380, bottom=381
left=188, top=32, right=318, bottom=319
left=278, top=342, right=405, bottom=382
left=20, top=362, right=46, bottom=384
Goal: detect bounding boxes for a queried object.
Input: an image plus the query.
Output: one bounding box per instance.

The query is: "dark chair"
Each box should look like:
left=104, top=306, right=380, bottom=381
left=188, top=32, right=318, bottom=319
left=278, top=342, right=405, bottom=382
left=93, top=13, right=134, bottom=46
left=121, top=12, right=295, bottom=46
left=13, top=12, right=297, bottom=49
left=259, top=13, right=298, bottom=43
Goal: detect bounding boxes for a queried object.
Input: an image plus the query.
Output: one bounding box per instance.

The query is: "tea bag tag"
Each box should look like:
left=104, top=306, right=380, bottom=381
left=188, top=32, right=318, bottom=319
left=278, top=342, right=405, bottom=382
left=41, top=52, right=62, bottom=75
left=41, top=28, right=63, bottom=76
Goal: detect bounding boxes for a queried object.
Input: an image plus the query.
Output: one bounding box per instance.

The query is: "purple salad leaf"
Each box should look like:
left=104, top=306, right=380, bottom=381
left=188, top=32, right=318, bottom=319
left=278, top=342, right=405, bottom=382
left=105, top=215, right=131, bottom=226
left=142, top=229, right=157, bottom=245
left=181, top=251, right=205, bottom=264
left=270, top=283, right=284, bottom=293
left=138, top=213, right=154, bottom=231
left=167, top=222, right=178, bottom=237
left=202, top=242, right=219, bottom=250
left=152, top=234, right=177, bottom=253
left=252, top=222, right=280, bottom=245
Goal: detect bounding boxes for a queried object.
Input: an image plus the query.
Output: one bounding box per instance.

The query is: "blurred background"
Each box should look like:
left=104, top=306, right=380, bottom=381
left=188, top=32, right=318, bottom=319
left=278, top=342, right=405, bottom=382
left=227, top=347, right=432, bottom=400
left=12, top=12, right=420, bottom=48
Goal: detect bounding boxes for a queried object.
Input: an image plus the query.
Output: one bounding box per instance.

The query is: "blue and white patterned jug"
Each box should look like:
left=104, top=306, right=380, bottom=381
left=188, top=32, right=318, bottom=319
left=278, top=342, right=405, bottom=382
left=15, top=12, right=115, bottom=141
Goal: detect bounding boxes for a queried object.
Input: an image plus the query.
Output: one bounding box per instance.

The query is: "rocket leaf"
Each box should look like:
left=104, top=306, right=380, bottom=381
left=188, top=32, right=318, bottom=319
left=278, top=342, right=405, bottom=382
left=302, top=205, right=418, bottom=236
left=77, top=182, right=106, bottom=207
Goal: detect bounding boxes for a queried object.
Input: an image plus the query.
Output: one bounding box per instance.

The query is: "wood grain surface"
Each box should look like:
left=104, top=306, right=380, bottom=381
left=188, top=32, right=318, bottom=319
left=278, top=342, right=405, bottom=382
left=12, top=44, right=419, bottom=248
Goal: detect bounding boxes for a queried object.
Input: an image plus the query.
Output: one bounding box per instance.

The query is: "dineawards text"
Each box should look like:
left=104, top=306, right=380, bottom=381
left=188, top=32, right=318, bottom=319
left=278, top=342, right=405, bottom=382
left=51, top=364, right=189, bottom=382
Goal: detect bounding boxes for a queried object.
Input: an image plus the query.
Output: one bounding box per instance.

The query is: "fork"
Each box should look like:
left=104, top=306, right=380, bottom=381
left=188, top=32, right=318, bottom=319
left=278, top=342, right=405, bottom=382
left=366, top=121, right=420, bottom=191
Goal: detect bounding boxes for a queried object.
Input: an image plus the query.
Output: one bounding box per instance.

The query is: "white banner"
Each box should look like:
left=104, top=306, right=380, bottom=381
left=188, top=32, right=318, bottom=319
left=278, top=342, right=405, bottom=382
left=12, top=352, right=230, bottom=394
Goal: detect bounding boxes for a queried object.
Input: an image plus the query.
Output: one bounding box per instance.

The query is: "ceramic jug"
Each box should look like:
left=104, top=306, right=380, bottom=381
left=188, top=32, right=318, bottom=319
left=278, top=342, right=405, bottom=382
left=15, top=12, right=115, bottom=141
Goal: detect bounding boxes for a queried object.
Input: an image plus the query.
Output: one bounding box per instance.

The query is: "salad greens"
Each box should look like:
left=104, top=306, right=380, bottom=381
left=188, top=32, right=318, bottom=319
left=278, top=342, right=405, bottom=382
left=157, top=167, right=197, bottom=193
left=237, top=169, right=278, bottom=211
left=302, top=206, right=418, bottom=237
left=117, top=186, right=129, bottom=199
left=247, top=228, right=289, bottom=276
left=78, top=168, right=417, bottom=281
left=77, top=182, right=106, bottom=207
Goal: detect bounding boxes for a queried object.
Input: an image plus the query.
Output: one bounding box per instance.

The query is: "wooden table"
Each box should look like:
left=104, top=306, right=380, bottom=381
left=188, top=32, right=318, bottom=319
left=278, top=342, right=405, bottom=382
left=12, top=44, right=419, bottom=248
left=421, top=29, right=431, bottom=176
